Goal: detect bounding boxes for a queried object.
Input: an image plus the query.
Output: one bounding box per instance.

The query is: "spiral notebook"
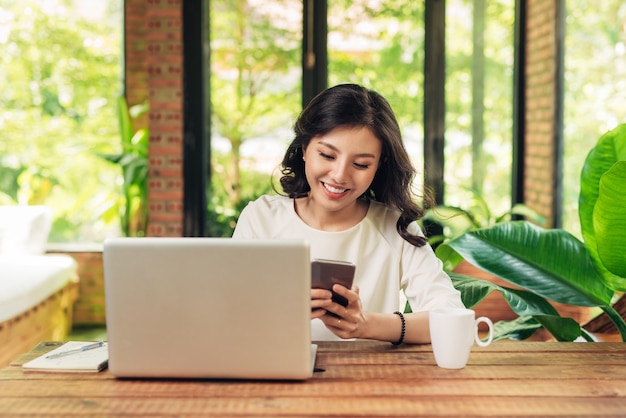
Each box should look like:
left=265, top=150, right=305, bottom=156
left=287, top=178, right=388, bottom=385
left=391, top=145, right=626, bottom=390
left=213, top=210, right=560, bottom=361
left=103, top=237, right=315, bottom=380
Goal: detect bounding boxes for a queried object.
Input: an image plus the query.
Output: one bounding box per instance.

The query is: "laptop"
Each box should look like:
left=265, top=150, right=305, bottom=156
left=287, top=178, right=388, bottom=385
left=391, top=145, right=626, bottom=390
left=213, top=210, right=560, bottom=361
left=103, top=237, right=315, bottom=380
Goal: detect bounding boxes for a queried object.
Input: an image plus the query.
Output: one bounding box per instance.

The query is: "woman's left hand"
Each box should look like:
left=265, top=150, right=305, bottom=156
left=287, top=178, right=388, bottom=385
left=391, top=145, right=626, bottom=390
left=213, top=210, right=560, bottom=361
left=320, top=284, right=367, bottom=339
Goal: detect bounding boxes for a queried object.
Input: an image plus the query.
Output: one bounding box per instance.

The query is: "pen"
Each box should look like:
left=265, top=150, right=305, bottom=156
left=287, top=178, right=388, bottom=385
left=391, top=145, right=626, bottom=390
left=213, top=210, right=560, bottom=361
left=46, top=341, right=105, bottom=359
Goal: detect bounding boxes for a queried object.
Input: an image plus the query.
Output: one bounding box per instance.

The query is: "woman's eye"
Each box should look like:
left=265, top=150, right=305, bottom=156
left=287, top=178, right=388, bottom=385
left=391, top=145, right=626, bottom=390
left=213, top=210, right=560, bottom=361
left=354, top=163, right=370, bottom=169
left=319, top=152, right=334, bottom=160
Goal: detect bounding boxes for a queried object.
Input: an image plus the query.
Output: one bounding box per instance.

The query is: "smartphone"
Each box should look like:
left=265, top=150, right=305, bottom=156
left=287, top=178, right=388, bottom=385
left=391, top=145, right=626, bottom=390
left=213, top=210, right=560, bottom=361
left=311, top=259, right=356, bottom=307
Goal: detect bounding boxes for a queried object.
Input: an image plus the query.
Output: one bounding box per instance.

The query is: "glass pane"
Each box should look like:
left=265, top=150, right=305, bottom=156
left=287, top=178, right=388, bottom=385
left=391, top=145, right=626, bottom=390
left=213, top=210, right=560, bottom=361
left=328, top=0, right=425, bottom=190
left=563, top=1, right=626, bottom=237
left=0, top=0, right=123, bottom=242
left=209, top=0, right=302, bottom=236
left=445, top=0, right=514, bottom=223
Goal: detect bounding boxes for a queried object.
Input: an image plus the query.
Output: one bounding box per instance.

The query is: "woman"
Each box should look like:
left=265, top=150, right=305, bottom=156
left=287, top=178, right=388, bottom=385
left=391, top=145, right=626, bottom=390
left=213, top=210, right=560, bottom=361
left=233, top=83, right=464, bottom=343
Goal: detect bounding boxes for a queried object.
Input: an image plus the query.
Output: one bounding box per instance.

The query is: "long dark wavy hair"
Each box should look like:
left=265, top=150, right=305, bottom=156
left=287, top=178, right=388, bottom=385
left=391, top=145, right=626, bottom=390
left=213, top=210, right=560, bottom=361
left=277, top=83, right=430, bottom=247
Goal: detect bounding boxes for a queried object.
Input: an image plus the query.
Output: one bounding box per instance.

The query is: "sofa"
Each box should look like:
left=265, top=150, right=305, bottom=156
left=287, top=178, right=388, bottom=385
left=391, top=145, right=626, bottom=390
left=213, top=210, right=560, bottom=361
left=0, top=206, right=79, bottom=367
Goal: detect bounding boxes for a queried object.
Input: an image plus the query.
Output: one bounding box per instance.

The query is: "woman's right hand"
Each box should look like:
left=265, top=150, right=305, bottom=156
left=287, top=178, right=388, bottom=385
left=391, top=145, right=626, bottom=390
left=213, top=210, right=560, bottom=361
left=311, top=288, right=333, bottom=319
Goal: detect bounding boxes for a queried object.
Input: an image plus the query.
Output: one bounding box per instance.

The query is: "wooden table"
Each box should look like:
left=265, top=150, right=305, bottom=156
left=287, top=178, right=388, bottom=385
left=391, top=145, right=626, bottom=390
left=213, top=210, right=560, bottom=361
left=1, top=340, right=625, bottom=417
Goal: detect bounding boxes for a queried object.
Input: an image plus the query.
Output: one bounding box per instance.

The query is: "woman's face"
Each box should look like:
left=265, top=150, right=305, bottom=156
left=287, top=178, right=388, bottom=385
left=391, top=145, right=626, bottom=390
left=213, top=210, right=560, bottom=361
left=302, top=125, right=382, bottom=214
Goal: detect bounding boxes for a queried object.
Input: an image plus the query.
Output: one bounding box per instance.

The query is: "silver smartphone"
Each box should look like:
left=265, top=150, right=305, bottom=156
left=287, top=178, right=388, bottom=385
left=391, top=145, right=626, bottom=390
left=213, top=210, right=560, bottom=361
left=311, top=259, right=356, bottom=307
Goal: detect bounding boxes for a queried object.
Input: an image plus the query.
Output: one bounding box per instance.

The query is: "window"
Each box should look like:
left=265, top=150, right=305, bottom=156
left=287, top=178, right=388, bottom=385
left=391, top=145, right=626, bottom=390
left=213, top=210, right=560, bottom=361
left=208, top=0, right=302, bottom=236
left=563, top=1, right=626, bottom=236
left=444, top=0, right=515, bottom=218
left=0, top=0, right=123, bottom=242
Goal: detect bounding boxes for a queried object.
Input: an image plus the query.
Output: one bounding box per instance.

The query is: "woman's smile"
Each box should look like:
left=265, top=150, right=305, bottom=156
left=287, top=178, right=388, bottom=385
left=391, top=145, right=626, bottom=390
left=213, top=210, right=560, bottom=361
left=322, top=182, right=349, bottom=197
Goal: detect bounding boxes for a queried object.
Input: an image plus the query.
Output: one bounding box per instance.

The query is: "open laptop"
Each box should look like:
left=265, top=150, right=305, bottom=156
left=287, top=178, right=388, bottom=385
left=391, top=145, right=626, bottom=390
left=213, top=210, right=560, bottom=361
left=103, top=237, right=315, bottom=380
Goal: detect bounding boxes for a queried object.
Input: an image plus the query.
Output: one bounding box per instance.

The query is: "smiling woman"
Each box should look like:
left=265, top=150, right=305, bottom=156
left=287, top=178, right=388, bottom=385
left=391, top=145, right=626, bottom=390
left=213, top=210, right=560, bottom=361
left=233, top=84, right=465, bottom=344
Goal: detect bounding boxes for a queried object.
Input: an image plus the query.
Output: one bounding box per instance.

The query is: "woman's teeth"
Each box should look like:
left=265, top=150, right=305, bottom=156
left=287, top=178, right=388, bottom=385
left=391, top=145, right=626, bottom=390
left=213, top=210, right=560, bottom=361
left=323, top=183, right=347, bottom=194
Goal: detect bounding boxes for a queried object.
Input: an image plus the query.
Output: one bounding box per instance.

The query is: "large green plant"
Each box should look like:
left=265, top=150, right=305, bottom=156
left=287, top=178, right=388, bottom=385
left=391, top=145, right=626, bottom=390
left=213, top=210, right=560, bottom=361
left=439, top=124, right=626, bottom=341
left=422, top=188, right=545, bottom=270
left=98, top=97, right=149, bottom=237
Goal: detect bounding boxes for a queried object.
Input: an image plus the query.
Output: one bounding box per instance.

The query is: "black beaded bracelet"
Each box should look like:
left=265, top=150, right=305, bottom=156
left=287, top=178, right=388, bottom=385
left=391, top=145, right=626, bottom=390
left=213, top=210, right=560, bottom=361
left=392, top=311, right=405, bottom=345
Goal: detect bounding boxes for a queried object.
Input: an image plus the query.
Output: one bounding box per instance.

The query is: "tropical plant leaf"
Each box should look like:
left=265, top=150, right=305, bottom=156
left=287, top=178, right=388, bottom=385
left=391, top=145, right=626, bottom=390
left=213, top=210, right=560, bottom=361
left=423, top=205, right=476, bottom=238
left=449, top=273, right=493, bottom=308
left=492, top=316, right=542, bottom=341
left=97, top=96, right=149, bottom=237
left=129, top=101, right=149, bottom=119
left=117, top=96, right=133, bottom=149
left=492, top=314, right=581, bottom=342
left=450, top=272, right=559, bottom=317
left=594, top=161, right=626, bottom=283
left=599, top=303, right=626, bottom=342
left=450, top=272, right=582, bottom=341
left=579, top=124, right=626, bottom=288
left=503, top=203, right=547, bottom=226
left=131, top=128, right=149, bottom=152
left=97, top=153, right=123, bottom=164
left=532, top=315, right=582, bottom=341
left=442, top=221, right=614, bottom=307
left=500, top=288, right=560, bottom=317
left=435, top=244, right=463, bottom=271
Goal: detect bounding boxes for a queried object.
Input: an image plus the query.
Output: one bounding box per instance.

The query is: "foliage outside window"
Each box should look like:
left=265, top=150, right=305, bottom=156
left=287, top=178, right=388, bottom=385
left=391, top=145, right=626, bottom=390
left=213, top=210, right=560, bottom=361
left=208, top=0, right=302, bottom=236
left=0, top=0, right=123, bottom=242
left=444, top=0, right=514, bottom=218
left=563, top=1, right=626, bottom=237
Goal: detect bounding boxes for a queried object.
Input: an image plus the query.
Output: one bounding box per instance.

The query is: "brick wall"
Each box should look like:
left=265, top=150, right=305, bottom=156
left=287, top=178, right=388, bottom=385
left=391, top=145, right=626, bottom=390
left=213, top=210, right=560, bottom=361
left=126, top=0, right=184, bottom=238
left=49, top=250, right=105, bottom=325
left=56, top=0, right=186, bottom=326
left=124, top=1, right=148, bottom=113
left=524, top=0, right=559, bottom=226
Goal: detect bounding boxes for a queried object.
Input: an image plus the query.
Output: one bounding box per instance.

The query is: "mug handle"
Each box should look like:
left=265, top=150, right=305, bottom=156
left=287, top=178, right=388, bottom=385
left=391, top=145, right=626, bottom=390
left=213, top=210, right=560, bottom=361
left=474, top=316, right=494, bottom=347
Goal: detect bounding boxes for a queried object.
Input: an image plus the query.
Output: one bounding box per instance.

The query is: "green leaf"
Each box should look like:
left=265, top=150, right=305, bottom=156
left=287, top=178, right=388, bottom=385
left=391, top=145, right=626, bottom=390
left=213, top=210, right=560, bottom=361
left=579, top=124, right=626, bottom=287
left=435, top=245, right=463, bottom=271
left=423, top=205, right=477, bottom=237
left=500, top=288, right=560, bottom=317
left=449, top=273, right=494, bottom=309
left=599, top=304, right=626, bottom=341
left=533, top=315, right=581, bottom=341
left=507, top=203, right=546, bottom=226
left=594, top=161, right=626, bottom=283
left=492, top=315, right=581, bottom=342
left=450, top=272, right=559, bottom=317
left=121, top=156, right=148, bottom=188
left=117, top=96, right=133, bottom=148
left=450, top=272, right=583, bottom=341
left=129, top=101, right=149, bottom=119
left=492, top=316, right=542, bottom=341
left=442, top=221, right=614, bottom=307
left=131, top=128, right=149, bottom=154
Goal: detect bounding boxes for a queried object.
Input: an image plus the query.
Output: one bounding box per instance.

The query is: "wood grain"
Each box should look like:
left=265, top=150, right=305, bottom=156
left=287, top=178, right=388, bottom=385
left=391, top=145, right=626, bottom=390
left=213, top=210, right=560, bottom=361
left=1, top=341, right=625, bottom=417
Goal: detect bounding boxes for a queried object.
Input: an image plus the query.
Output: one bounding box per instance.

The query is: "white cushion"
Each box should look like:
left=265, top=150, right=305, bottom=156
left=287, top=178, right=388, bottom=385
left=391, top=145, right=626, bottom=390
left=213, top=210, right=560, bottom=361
left=0, top=254, right=78, bottom=322
left=0, top=206, right=53, bottom=255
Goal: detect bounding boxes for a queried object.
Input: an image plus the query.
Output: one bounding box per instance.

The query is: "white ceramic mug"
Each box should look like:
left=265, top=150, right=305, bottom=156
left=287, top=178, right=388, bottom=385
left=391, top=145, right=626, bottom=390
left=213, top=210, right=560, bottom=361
left=429, top=308, right=494, bottom=369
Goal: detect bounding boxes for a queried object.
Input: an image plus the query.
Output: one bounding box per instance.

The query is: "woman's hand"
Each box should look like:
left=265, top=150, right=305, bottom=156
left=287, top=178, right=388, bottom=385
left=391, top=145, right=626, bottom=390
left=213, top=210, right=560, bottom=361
left=318, top=287, right=434, bottom=344
left=319, top=285, right=367, bottom=339
left=311, top=288, right=333, bottom=319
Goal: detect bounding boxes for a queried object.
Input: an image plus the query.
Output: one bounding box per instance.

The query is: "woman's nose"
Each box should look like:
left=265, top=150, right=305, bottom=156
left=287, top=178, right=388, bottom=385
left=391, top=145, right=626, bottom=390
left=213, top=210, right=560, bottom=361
left=329, top=160, right=349, bottom=184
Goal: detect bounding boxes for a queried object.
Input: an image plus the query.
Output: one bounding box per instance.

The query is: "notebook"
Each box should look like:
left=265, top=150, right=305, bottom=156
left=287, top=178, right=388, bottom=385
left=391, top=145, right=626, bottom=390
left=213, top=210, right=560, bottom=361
left=103, top=237, right=315, bottom=380
left=22, top=341, right=109, bottom=373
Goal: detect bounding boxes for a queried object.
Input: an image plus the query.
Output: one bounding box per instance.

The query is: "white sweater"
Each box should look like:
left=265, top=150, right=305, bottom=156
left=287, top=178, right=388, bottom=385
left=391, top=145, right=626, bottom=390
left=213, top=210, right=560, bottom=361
left=233, top=194, right=464, bottom=340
